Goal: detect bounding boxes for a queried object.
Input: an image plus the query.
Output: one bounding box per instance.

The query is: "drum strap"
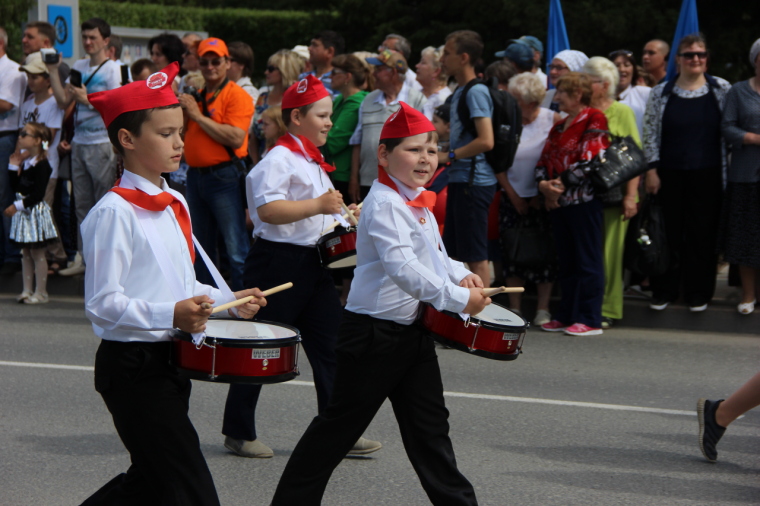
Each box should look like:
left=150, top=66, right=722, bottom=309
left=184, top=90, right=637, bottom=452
left=132, top=206, right=236, bottom=345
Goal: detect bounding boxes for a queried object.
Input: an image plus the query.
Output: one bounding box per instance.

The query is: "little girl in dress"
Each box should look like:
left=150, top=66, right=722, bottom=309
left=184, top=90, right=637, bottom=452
left=3, top=122, right=58, bottom=304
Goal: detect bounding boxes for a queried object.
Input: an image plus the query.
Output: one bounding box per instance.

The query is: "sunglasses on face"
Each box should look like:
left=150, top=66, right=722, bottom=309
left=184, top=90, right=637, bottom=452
left=19, top=130, right=35, bottom=138
left=199, top=57, right=226, bottom=67
left=266, top=65, right=279, bottom=72
left=678, top=51, right=708, bottom=60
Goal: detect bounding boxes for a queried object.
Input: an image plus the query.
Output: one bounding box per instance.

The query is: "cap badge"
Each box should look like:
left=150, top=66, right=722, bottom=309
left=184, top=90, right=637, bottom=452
left=146, top=72, right=168, bottom=90
left=297, top=79, right=308, bottom=93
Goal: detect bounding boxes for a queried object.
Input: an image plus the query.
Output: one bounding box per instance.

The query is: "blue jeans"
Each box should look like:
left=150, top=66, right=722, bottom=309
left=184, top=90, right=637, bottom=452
left=186, top=164, right=249, bottom=291
left=0, top=132, right=20, bottom=265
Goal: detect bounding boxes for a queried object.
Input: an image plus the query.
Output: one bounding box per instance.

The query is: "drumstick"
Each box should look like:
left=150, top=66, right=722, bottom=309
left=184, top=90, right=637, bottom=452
left=211, top=282, right=294, bottom=314
left=321, top=202, right=363, bottom=234
left=482, top=286, right=525, bottom=297
left=329, top=188, right=358, bottom=226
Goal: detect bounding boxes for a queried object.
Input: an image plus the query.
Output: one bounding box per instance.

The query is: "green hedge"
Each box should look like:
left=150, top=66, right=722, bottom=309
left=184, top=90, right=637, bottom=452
left=80, top=1, right=337, bottom=79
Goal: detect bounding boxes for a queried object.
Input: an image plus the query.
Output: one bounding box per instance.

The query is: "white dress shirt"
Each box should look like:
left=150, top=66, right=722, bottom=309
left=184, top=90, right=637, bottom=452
left=82, top=170, right=223, bottom=342
left=346, top=175, right=471, bottom=324
left=247, top=135, right=336, bottom=246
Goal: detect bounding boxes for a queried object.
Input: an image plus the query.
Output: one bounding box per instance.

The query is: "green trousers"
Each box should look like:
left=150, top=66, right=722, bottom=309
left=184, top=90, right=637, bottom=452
left=602, top=206, right=630, bottom=320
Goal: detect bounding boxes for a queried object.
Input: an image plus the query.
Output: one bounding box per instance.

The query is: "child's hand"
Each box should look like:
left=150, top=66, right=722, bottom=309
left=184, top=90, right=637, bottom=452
left=459, top=273, right=484, bottom=288
left=3, top=205, right=17, bottom=217
left=463, top=288, right=491, bottom=316
left=231, top=288, right=267, bottom=319
left=9, top=152, right=22, bottom=166
left=347, top=203, right=361, bottom=221
left=174, top=295, right=214, bottom=333
left=318, top=189, right=343, bottom=215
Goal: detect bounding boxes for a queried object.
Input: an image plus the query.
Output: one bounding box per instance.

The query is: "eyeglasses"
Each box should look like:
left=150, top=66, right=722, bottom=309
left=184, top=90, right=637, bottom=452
left=548, top=64, right=569, bottom=71
left=678, top=51, right=708, bottom=60
left=19, top=130, right=35, bottom=138
left=608, top=50, right=634, bottom=60
left=331, top=69, right=346, bottom=75
left=199, top=58, right=226, bottom=67
left=266, top=65, right=279, bottom=72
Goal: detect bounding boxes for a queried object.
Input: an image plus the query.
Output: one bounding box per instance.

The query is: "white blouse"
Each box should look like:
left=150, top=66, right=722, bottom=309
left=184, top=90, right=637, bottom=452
left=508, top=107, right=556, bottom=198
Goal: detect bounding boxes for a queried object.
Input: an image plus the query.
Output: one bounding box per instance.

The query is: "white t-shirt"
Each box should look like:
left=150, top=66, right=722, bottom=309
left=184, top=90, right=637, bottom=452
left=508, top=107, right=555, bottom=198
left=19, top=95, right=64, bottom=178
left=421, top=86, right=452, bottom=121
left=68, top=58, right=121, bottom=145
left=535, top=68, right=548, bottom=88
left=0, top=54, right=27, bottom=132
left=619, top=85, right=651, bottom=140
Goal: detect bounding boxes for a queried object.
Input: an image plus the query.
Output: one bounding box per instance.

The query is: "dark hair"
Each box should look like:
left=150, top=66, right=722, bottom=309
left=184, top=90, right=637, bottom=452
left=384, top=34, right=411, bottom=60
left=130, top=58, right=157, bottom=79
left=26, top=21, right=56, bottom=45
left=148, top=33, right=185, bottom=67
left=228, top=42, right=254, bottom=78
left=107, top=34, right=123, bottom=59
left=609, top=49, right=640, bottom=85
left=379, top=131, right=438, bottom=153
left=484, top=60, right=518, bottom=86
left=678, top=32, right=708, bottom=53
left=314, top=30, right=345, bottom=56
left=434, top=103, right=450, bottom=123
left=107, top=104, right=181, bottom=155
left=282, top=104, right=315, bottom=128
left=445, top=30, right=483, bottom=66
left=556, top=72, right=593, bottom=106
left=332, top=54, right=367, bottom=88
left=81, top=18, right=111, bottom=39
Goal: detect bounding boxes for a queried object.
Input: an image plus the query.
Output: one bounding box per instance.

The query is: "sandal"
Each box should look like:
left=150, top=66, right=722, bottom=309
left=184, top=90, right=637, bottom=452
left=24, top=293, right=49, bottom=305
left=737, top=300, right=756, bottom=315
left=16, top=290, right=33, bottom=303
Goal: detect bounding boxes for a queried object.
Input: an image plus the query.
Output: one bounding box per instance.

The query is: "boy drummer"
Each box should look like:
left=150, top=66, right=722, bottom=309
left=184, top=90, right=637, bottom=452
left=81, top=62, right=265, bottom=505
left=271, top=102, right=490, bottom=505
left=222, top=74, right=380, bottom=457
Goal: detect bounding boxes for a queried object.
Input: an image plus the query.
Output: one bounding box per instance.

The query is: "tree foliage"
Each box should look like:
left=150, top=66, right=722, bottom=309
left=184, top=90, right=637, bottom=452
left=1, top=0, right=33, bottom=61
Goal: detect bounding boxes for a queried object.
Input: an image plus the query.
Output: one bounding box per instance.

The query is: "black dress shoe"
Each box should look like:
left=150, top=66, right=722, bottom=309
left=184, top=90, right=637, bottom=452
left=0, top=262, right=21, bottom=275
left=697, top=398, right=726, bottom=462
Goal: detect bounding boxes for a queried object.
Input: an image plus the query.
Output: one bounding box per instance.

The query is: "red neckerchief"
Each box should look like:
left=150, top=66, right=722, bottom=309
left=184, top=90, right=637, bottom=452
left=110, top=182, right=195, bottom=263
left=378, top=168, right=436, bottom=211
left=274, top=133, right=335, bottom=173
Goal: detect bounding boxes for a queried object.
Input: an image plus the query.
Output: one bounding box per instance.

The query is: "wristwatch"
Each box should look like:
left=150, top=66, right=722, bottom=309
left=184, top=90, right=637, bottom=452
left=448, top=150, right=456, bottom=162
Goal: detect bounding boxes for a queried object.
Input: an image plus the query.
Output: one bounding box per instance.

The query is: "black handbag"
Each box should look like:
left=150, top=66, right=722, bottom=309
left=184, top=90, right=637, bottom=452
left=502, top=218, right=556, bottom=268
left=624, top=194, right=670, bottom=276
left=585, top=130, right=648, bottom=192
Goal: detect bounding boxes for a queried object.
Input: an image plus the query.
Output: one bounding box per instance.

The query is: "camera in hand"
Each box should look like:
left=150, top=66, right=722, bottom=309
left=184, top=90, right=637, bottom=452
left=184, top=86, right=202, bottom=101
left=40, top=48, right=59, bottom=64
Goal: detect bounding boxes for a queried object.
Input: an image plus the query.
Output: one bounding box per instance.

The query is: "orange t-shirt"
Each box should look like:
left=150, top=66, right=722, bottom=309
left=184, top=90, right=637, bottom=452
left=184, top=81, right=254, bottom=167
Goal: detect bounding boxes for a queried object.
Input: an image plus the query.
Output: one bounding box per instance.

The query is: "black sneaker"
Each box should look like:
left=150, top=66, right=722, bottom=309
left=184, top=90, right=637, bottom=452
left=697, top=398, right=726, bottom=462
left=601, top=317, right=614, bottom=329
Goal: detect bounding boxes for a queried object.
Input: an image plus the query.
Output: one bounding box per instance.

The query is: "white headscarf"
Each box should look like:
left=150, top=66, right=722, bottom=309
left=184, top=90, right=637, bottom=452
left=553, top=50, right=589, bottom=72
left=750, top=38, right=760, bottom=68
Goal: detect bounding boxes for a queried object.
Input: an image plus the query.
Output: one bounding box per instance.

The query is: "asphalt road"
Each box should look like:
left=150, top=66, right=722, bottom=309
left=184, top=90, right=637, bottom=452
left=0, top=294, right=758, bottom=506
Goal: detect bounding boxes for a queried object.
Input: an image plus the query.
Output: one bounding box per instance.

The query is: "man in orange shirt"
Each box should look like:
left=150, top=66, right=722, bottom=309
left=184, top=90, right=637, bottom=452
left=179, top=38, right=253, bottom=290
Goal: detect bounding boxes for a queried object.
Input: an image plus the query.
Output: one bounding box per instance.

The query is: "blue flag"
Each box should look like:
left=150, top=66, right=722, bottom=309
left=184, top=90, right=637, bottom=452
left=666, top=0, right=700, bottom=81
left=546, top=0, right=570, bottom=88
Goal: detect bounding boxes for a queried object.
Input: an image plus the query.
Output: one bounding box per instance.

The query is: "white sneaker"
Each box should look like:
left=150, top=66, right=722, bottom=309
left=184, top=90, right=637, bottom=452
left=533, top=309, right=551, bottom=326
left=59, top=253, right=85, bottom=276
left=689, top=304, right=708, bottom=312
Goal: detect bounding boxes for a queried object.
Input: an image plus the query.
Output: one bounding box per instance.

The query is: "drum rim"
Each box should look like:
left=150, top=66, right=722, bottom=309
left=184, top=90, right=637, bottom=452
left=172, top=318, right=302, bottom=348
left=318, top=226, right=358, bottom=243
left=432, top=302, right=528, bottom=332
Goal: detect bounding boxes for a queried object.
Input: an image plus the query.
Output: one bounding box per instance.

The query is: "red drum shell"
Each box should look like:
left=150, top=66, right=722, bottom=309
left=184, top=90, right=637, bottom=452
left=422, top=302, right=527, bottom=361
left=317, top=227, right=357, bottom=269
left=171, top=319, right=301, bottom=384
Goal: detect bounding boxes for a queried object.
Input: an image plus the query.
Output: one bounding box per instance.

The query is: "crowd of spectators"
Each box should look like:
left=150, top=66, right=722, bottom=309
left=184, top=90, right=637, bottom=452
left=0, top=18, right=758, bottom=328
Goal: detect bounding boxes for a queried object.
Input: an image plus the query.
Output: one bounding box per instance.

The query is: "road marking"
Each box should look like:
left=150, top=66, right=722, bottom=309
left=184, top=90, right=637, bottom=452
left=2, top=360, right=698, bottom=417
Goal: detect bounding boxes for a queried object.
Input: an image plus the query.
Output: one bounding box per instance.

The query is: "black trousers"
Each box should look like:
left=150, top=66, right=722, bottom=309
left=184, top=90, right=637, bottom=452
left=651, top=167, right=722, bottom=306
left=81, top=341, right=219, bottom=506
left=271, top=311, right=477, bottom=506
left=222, top=238, right=342, bottom=441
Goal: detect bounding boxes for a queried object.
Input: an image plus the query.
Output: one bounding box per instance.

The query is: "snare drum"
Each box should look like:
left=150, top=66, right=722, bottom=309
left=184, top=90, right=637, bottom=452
left=422, top=302, right=528, bottom=361
left=317, top=226, right=357, bottom=269
left=171, top=318, right=301, bottom=384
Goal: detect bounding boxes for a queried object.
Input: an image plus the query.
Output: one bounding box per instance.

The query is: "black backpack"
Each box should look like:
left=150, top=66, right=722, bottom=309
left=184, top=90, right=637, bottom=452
left=455, top=77, right=522, bottom=182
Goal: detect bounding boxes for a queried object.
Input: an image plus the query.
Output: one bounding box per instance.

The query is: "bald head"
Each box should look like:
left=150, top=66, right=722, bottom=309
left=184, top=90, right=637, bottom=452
left=642, top=39, right=669, bottom=81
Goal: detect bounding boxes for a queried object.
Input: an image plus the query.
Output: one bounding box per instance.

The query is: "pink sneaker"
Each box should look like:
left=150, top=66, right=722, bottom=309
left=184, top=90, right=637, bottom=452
left=564, top=323, right=603, bottom=336
left=541, top=320, right=568, bottom=332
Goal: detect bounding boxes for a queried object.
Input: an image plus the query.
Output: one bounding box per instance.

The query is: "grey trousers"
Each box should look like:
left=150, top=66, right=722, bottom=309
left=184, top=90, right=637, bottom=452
left=71, top=142, right=117, bottom=254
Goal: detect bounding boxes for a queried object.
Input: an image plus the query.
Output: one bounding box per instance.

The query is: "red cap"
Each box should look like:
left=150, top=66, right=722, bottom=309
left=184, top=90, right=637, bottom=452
left=198, top=37, right=229, bottom=57
left=89, top=62, right=180, bottom=128
left=380, top=102, right=435, bottom=140
left=282, top=75, right=330, bottom=109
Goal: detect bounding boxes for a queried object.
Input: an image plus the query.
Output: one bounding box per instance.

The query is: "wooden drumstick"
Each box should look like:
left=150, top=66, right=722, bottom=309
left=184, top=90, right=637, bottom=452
left=329, top=188, right=358, bottom=226
left=482, top=286, right=525, bottom=297
left=211, top=282, right=294, bottom=314
left=321, top=202, right=363, bottom=234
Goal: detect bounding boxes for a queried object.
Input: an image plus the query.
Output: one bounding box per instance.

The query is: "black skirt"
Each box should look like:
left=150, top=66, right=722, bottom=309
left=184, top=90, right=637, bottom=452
left=719, top=182, right=760, bottom=269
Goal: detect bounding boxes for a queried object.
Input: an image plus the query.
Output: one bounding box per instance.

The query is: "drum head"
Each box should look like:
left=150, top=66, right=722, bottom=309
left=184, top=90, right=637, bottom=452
left=174, top=318, right=300, bottom=348
left=473, top=303, right=527, bottom=331
left=327, top=255, right=357, bottom=269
